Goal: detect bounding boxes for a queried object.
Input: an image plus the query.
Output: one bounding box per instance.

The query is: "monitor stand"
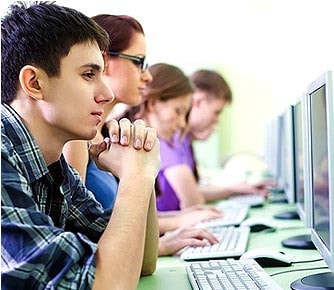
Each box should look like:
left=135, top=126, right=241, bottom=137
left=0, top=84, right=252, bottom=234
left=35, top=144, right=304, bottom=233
left=269, top=197, right=288, bottom=204
left=291, top=272, right=334, bottom=289
left=281, top=234, right=315, bottom=249
left=268, top=192, right=288, bottom=204
left=274, top=210, right=300, bottom=220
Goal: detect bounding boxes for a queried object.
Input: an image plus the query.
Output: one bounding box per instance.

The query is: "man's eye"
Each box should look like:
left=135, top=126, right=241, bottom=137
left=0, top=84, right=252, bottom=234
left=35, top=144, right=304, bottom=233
left=175, top=109, right=183, bottom=115
left=83, top=72, right=95, bottom=79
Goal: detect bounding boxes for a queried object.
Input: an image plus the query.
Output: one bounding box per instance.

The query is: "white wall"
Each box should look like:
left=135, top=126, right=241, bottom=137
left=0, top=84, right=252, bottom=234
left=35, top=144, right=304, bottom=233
left=1, top=0, right=333, bottom=168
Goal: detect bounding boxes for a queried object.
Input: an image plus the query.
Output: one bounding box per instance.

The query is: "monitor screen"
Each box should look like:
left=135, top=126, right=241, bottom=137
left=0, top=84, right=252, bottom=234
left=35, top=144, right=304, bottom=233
left=293, top=94, right=311, bottom=226
left=271, top=105, right=300, bottom=220
left=309, top=71, right=333, bottom=272
left=290, top=71, right=334, bottom=289
left=264, top=113, right=285, bottom=193
left=273, top=105, right=299, bottom=220
left=280, top=97, right=314, bottom=248
left=264, top=117, right=280, bottom=180
left=294, top=99, right=305, bottom=217
left=282, top=105, right=296, bottom=204
left=276, top=113, right=285, bottom=189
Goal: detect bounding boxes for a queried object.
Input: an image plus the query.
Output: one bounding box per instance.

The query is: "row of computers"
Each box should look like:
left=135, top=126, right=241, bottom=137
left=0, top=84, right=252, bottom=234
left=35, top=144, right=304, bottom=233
left=264, top=70, right=334, bottom=289
left=185, top=70, right=333, bottom=289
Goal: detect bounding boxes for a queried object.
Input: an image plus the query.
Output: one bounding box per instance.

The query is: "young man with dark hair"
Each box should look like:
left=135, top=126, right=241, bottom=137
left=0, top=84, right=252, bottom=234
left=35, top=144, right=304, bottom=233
left=1, top=2, right=160, bottom=289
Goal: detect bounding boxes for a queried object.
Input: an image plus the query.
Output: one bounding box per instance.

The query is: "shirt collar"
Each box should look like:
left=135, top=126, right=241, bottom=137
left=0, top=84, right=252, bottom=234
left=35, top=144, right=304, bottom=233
left=1, top=103, right=49, bottom=183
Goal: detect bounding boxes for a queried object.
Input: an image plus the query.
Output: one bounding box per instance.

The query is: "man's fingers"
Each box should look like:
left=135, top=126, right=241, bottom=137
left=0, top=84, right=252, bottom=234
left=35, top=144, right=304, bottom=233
left=144, top=126, right=157, bottom=151
left=133, top=119, right=146, bottom=149
left=88, top=138, right=110, bottom=159
left=108, top=119, right=120, bottom=143
left=119, top=118, right=132, bottom=145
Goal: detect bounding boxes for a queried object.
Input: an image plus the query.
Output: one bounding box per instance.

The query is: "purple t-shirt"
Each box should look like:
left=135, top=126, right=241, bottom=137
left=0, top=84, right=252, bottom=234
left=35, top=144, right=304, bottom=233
left=157, top=133, right=196, bottom=211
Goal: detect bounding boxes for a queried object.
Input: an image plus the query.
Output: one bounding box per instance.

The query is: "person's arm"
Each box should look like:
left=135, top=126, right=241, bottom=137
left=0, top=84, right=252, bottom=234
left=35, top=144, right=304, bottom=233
left=63, top=140, right=89, bottom=183
left=93, top=173, right=156, bottom=289
left=90, top=119, right=160, bottom=289
left=164, top=164, right=205, bottom=209
left=141, top=191, right=159, bottom=275
left=165, top=164, right=271, bottom=205
left=199, top=183, right=237, bottom=201
left=158, top=227, right=218, bottom=257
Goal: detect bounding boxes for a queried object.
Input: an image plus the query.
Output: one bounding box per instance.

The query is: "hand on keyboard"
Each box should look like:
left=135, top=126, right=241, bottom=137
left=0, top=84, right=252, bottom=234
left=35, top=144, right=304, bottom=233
left=158, top=227, right=219, bottom=257
left=180, top=226, right=250, bottom=260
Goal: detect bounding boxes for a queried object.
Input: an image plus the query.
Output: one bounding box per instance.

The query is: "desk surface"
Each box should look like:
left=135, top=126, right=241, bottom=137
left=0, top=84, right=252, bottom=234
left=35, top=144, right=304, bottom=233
left=138, top=201, right=328, bottom=290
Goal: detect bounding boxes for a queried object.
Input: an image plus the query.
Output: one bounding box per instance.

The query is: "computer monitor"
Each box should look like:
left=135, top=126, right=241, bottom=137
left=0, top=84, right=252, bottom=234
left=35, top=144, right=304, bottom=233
left=264, top=113, right=289, bottom=201
left=264, top=115, right=282, bottom=183
left=273, top=105, right=299, bottom=219
left=291, top=70, right=334, bottom=289
left=281, top=94, right=315, bottom=249
left=276, top=112, right=287, bottom=191
left=264, top=117, right=278, bottom=180
left=294, top=93, right=312, bottom=227
left=282, top=105, right=296, bottom=204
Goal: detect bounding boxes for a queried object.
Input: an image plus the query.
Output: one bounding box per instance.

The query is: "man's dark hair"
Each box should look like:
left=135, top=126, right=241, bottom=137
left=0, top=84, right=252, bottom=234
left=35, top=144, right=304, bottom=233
left=1, top=1, right=109, bottom=104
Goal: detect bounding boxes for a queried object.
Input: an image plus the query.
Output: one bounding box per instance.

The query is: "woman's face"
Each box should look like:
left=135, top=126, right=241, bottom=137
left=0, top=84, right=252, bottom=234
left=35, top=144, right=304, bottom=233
left=103, top=32, right=152, bottom=113
left=148, top=94, right=192, bottom=141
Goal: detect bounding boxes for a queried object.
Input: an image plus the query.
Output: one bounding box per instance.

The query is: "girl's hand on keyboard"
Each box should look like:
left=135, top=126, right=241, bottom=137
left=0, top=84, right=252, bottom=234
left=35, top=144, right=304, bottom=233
left=158, top=227, right=218, bottom=256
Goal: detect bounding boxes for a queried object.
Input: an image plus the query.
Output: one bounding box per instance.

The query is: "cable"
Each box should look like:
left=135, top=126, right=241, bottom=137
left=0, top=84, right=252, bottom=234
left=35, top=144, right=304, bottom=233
left=270, top=266, right=329, bottom=277
left=292, top=258, right=323, bottom=264
left=276, top=225, right=305, bottom=231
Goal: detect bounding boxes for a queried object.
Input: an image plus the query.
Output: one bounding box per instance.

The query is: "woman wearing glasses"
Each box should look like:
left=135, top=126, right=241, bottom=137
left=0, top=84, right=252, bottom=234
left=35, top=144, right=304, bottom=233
left=63, top=15, right=220, bottom=256
left=63, top=14, right=152, bottom=209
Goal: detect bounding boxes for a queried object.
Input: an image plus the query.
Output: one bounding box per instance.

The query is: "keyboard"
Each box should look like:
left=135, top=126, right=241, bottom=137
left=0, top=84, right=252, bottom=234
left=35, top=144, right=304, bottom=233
left=186, top=258, right=283, bottom=290
left=196, top=202, right=249, bottom=228
left=181, top=226, right=250, bottom=261
left=228, top=194, right=265, bottom=207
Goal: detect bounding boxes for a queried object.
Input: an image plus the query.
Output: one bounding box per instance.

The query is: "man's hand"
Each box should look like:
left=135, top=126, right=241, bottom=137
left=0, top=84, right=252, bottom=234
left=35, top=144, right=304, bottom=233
left=88, top=118, right=160, bottom=180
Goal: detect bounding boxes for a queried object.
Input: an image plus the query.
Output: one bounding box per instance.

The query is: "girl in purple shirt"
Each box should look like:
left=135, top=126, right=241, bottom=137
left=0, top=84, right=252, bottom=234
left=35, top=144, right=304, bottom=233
left=157, top=69, right=273, bottom=211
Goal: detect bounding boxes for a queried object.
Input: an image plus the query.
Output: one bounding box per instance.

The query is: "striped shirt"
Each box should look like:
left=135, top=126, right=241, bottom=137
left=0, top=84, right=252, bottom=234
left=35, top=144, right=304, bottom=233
left=1, top=104, right=111, bottom=289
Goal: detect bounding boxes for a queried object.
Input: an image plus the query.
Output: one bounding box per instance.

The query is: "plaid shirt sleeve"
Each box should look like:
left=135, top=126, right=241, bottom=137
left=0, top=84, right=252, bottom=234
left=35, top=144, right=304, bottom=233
left=1, top=157, right=98, bottom=290
left=1, top=104, right=115, bottom=289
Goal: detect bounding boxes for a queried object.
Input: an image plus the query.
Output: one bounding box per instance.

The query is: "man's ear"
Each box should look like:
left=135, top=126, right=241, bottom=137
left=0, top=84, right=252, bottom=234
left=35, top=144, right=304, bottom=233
left=19, top=65, right=44, bottom=100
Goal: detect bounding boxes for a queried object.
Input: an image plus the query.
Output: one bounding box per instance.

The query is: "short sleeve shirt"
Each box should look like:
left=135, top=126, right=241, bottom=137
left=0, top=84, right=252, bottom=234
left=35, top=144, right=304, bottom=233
left=156, top=133, right=196, bottom=211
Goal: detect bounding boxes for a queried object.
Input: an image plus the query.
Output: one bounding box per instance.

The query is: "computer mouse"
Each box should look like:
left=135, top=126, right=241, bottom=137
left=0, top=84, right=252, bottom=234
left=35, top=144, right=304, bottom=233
left=240, top=217, right=276, bottom=232
left=240, top=248, right=293, bottom=267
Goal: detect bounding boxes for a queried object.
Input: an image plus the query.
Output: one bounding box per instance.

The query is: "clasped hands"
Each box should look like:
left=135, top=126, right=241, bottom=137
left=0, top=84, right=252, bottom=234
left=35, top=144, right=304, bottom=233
left=88, top=118, right=161, bottom=179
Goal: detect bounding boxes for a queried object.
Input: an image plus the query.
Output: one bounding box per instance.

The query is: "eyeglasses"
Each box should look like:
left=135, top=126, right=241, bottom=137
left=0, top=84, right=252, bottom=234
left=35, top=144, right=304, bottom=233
left=107, top=51, right=148, bottom=72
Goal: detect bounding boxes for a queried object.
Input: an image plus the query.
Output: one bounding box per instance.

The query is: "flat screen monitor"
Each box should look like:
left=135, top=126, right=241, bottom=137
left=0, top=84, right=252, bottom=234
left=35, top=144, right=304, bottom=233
left=264, top=117, right=279, bottom=180
left=276, top=112, right=286, bottom=190
left=274, top=105, right=299, bottom=219
left=264, top=114, right=287, bottom=199
left=282, top=105, right=296, bottom=205
left=294, top=94, right=312, bottom=227
left=281, top=94, right=315, bottom=249
left=291, top=70, right=334, bottom=289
